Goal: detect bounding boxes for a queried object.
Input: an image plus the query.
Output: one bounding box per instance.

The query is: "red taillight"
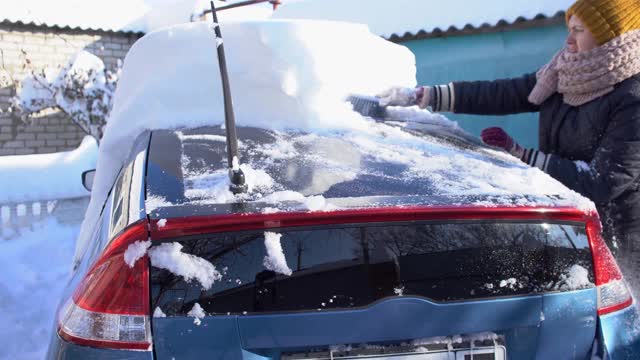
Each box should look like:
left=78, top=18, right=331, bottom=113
left=586, top=217, right=634, bottom=316
left=58, top=221, right=152, bottom=351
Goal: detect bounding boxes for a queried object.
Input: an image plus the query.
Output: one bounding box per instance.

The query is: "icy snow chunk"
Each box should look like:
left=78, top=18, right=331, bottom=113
left=575, top=160, right=591, bottom=173
left=154, top=307, right=167, bottom=318
left=260, top=191, right=336, bottom=212
left=553, top=264, right=594, bottom=291
left=157, top=219, right=167, bottom=228
left=123, top=240, right=151, bottom=268
left=148, top=242, right=222, bottom=290
left=499, top=278, right=518, bottom=290
left=188, top=303, right=206, bottom=326
left=263, top=232, right=292, bottom=276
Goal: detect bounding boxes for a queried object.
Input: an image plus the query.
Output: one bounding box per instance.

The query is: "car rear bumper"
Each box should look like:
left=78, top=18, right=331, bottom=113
left=46, top=332, right=154, bottom=360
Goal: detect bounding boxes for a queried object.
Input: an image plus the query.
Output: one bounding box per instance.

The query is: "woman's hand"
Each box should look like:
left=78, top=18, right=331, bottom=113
left=377, top=86, right=429, bottom=108
left=481, top=127, right=525, bottom=159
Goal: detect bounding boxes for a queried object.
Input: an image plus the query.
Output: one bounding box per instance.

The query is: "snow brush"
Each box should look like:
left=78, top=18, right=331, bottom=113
left=347, top=94, right=388, bottom=120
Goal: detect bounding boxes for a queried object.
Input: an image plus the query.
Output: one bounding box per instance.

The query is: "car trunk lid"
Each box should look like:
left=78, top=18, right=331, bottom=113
left=149, top=208, right=598, bottom=359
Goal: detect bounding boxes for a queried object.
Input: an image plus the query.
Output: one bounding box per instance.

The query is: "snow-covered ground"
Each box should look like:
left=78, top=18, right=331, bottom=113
left=0, top=136, right=97, bottom=204
left=0, top=219, right=80, bottom=360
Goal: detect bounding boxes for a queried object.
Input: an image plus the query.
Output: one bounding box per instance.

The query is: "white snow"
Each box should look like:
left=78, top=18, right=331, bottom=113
left=158, top=218, right=168, bottom=228
left=575, top=160, right=592, bottom=173
left=274, top=0, right=573, bottom=38
left=259, top=192, right=336, bottom=212
left=154, top=306, right=167, bottom=318
left=0, top=136, right=97, bottom=203
left=123, top=240, right=151, bottom=268
left=0, top=219, right=78, bottom=360
left=148, top=242, right=222, bottom=290
left=553, top=264, right=594, bottom=291
left=499, top=278, right=518, bottom=289
left=146, top=195, right=173, bottom=213
left=77, top=19, right=414, bottom=263
left=187, top=303, right=206, bottom=326
left=263, top=231, right=292, bottom=276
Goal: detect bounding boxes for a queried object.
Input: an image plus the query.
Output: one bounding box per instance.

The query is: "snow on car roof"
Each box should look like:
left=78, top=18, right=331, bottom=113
left=273, top=0, right=574, bottom=39
left=145, top=121, right=595, bottom=216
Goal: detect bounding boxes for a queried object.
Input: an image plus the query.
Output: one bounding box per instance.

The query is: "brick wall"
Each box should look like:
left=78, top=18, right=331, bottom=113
left=0, top=22, right=143, bottom=155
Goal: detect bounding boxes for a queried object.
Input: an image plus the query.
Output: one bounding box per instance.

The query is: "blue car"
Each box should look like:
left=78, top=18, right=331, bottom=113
left=47, top=124, right=640, bottom=359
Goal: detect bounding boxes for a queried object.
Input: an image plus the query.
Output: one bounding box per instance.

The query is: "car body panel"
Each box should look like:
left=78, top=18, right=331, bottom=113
left=152, top=295, right=545, bottom=359
left=599, top=302, right=640, bottom=359
left=537, top=289, right=598, bottom=359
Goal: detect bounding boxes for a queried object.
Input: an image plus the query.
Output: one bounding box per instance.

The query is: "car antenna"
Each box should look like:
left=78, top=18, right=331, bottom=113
left=210, top=1, right=248, bottom=194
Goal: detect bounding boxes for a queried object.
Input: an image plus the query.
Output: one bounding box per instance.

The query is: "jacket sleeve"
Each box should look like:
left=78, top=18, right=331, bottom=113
left=523, top=90, right=640, bottom=204
left=434, top=73, right=540, bottom=115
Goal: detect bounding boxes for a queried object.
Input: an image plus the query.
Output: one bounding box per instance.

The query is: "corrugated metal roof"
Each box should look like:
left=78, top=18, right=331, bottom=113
left=1, top=0, right=150, bottom=33
left=273, top=0, right=573, bottom=39
left=0, top=0, right=272, bottom=34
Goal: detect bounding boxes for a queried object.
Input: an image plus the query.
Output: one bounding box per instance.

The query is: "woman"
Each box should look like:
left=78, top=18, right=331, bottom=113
left=380, top=0, right=640, bottom=293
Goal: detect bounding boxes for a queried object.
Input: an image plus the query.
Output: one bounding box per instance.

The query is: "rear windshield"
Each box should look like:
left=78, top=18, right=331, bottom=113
left=150, top=221, right=594, bottom=316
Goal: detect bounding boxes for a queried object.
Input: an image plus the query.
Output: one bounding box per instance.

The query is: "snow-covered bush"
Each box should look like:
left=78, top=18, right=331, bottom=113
left=10, top=51, right=121, bottom=140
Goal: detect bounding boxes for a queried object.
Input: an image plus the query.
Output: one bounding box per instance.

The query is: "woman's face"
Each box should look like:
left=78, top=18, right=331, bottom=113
left=567, top=15, right=598, bottom=53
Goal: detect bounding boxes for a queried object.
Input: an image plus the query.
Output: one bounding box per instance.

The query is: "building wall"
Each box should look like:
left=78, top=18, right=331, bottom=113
left=0, top=22, right=142, bottom=155
left=403, top=24, right=568, bottom=149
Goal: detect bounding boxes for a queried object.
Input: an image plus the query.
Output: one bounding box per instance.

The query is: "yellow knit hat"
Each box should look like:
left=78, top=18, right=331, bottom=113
left=566, top=0, right=640, bottom=45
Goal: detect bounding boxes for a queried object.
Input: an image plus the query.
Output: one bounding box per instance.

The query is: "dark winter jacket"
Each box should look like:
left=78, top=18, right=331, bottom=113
left=437, top=73, right=640, bottom=249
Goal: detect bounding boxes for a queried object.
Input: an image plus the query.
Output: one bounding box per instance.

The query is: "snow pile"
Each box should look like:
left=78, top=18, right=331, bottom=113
left=148, top=242, right=222, bottom=289
left=78, top=19, right=415, bottom=258
left=274, top=0, right=573, bottom=38
left=0, top=136, right=97, bottom=203
left=12, top=51, right=119, bottom=139
left=187, top=303, right=206, bottom=325
left=153, top=306, right=167, bottom=318
left=263, top=232, right=292, bottom=276
left=553, top=264, right=593, bottom=291
left=123, top=240, right=151, bottom=267
left=0, top=219, right=78, bottom=360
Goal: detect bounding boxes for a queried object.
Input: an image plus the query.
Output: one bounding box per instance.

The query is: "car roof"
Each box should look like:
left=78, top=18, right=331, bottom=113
left=144, top=122, right=590, bottom=219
